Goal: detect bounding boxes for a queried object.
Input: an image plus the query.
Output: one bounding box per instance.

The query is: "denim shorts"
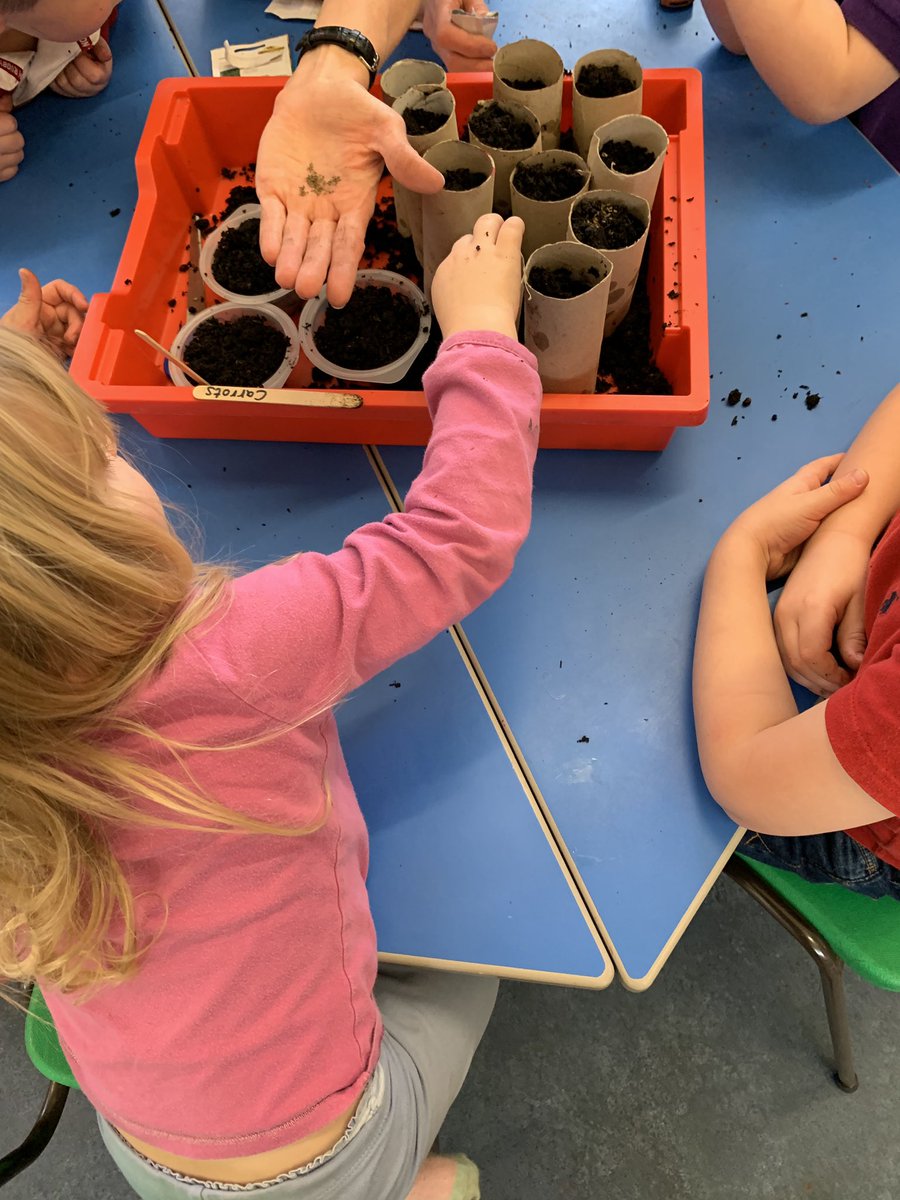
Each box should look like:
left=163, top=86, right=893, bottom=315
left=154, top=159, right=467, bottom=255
left=98, top=966, right=497, bottom=1200
left=739, top=829, right=900, bottom=898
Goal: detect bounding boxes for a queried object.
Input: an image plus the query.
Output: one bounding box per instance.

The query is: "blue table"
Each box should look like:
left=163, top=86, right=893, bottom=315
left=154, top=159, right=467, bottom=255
left=0, top=0, right=612, bottom=988
left=374, top=2, right=900, bottom=987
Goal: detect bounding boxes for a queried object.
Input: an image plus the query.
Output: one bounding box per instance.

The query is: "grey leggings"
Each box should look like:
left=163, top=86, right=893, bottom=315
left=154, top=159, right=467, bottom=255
left=99, top=967, right=498, bottom=1200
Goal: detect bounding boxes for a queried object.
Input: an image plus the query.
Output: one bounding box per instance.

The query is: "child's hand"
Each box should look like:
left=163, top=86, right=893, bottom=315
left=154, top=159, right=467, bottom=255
left=1, top=268, right=89, bottom=357
left=726, top=454, right=869, bottom=581
left=0, top=93, right=24, bottom=183
left=773, top=528, right=871, bottom=696
left=431, top=213, right=524, bottom=341
left=49, top=37, right=113, bottom=99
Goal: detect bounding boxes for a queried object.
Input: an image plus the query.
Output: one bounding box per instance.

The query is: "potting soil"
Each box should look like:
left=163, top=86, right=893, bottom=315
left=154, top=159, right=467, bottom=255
left=469, top=101, right=536, bottom=149
left=514, top=160, right=586, bottom=202
left=528, top=265, right=601, bottom=299
left=500, top=77, right=546, bottom=89
left=403, top=107, right=447, bottom=136
left=313, top=286, right=421, bottom=370
left=576, top=63, right=636, bottom=98
left=211, top=218, right=278, bottom=295
left=183, top=315, right=290, bottom=387
left=598, top=138, right=656, bottom=175
left=443, top=168, right=489, bottom=191
left=572, top=198, right=646, bottom=250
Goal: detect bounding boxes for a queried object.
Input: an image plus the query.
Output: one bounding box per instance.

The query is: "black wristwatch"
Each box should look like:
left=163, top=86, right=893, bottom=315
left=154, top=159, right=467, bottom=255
left=296, top=26, right=380, bottom=89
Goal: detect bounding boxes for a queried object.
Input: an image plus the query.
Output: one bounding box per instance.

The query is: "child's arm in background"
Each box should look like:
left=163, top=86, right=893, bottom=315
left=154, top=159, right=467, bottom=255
left=699, top=0, right=898, bottom=122
left=693, top=456, right=895, bottom=835
left=205, top=215, right=542, bottom=719
left=774, top=383, right=900, bottom=695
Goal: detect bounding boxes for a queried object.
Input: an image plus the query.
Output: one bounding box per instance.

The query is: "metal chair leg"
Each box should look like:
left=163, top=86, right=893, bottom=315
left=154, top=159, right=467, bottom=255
left=724, top=857, right=859, bottom=1093
left=0, top=1080, right=70, bottom=1187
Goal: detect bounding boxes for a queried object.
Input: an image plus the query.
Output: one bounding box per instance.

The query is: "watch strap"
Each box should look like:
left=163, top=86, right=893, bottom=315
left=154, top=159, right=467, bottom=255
left=297, top=26, right=380, bottom=89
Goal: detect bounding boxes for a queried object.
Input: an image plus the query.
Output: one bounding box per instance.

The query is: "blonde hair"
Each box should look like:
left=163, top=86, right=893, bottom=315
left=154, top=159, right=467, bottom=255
left=0, top=329, right=324, bottom=996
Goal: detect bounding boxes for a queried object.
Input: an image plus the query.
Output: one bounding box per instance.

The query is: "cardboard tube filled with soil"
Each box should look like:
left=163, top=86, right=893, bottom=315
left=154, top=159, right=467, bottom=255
left=493, top=39, right=564, bottom=150
left=572, top=50, right=642, bottom=158
left=588, top=114, right=668, bottom=209
left=467, top=98, right=541, bottom=214
left=393, top=85, right=458, bottom=255
left=421, top=141, right=495, bottom=300
left=567, top=189, right=650, bottom=335
left=381, top=58, right=446, bottom=107
left=523, top=242, right=612, bottom=393
left=510, top=150, right=591, bottom=261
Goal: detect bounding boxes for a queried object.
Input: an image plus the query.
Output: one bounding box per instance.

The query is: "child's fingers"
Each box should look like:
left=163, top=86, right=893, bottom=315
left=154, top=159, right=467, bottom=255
left=836, top=590, right=867, bottom=669
left=470, top=212, right=504, bottom=244
left=494, top=215, right=525, bottom=254
left=91, top=37, right=113, bottom=64
left=795, top=453, right=846, bottom=489
left=44, top=279, right=89, bottom=314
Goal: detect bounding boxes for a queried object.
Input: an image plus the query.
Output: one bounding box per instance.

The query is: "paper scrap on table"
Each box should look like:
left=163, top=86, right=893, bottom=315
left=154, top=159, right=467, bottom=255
left=264, top=0, right=422, bottom=30
left=211, top=35, right=293, bottom=77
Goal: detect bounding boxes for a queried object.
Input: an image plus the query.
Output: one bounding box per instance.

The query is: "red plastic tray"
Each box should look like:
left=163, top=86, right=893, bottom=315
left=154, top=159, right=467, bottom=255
left=70, top=72, right=708, bottom=451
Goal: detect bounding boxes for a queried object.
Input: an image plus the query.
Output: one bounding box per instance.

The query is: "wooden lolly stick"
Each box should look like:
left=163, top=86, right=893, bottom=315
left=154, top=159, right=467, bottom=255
left=134, top=329, right=211, bottom=386
left=192, top=385, right=363, bottom=409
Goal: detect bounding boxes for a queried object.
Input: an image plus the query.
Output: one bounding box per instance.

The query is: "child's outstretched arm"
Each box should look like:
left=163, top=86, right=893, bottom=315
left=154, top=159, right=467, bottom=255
left=700, top=0, right=899, bottom=123
left=774, top=383, right=900, bottom=695
left=693, top=456, right=897, bottom=836
left=0, top=267, right=88, bottom=356
left=209, top=215, right=541, bottom=719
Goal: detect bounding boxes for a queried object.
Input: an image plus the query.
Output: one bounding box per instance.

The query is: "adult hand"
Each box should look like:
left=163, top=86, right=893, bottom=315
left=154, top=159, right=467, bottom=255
left=727, top=454, right=868, bottom=581
left=0, top=92, right=24, bottom=183
left=1, top=268, right=89, bottom=357
left=773, top=528, right=871, bottom=696
left=432, top=213, right=524, bottom=340
left=49, top=37, right=113, bottom=99
left=256, top=56, right=444, bottom=308
left=421, top=0, right=498, bottom=73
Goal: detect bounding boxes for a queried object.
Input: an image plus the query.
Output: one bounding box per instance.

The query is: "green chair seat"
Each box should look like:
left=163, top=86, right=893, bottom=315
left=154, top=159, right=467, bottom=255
left=737, top=854, right=900, bottom=992
left=24, top=987, right=79, bottom=1091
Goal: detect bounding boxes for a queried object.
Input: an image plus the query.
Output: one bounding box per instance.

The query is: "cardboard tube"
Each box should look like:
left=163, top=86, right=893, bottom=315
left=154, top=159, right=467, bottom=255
left=572, top=50, right=642, bottom=159
left=567, top=189, right=650, bottom=334
left=422, top=141, right=495, bottom=300
left=510, top=150, right=591, bottom=261
left=393, top=85, right=458, bottom=255
left=493, top=39, right=564, bottom=150
left=467, top=98, right=541, bottom=215
left=588, top=114, right=669, bottom=209
left=381, top=58, right=446, bottom=107
left=523, top=241, right=612, bottom=393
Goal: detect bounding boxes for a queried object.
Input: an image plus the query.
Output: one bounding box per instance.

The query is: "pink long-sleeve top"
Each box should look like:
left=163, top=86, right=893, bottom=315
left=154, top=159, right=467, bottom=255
left=41, top=333, right=541, bottom=1158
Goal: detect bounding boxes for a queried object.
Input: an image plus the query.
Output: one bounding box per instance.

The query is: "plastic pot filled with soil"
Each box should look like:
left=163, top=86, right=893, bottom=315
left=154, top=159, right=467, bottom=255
left=524, top=241, right=612, bottom=393
left=467, top=98, right=541, bottom=213
left=299, top=270, right=432, bottom=385
left=393, top=84, right=458, bottom=253
left=380, top=57, right=446, bottom=107
left=493, top=38, right=564, bottom=149
left=421, top=140, right=495, bottom=298
left=588, top=113, right=669, bottom=208
left=568, top=188, right=651, bottom=334
left=199, top=204, right=294, bottom=310
left=169, top=302, right=300, bottom=388
left=572, top=49, right=642, bottom=157
left=510, top=149, right=591, bottom=260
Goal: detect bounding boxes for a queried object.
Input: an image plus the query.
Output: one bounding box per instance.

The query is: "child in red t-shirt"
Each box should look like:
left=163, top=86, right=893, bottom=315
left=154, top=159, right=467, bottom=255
left=694, top=382, right=900, bottom=895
